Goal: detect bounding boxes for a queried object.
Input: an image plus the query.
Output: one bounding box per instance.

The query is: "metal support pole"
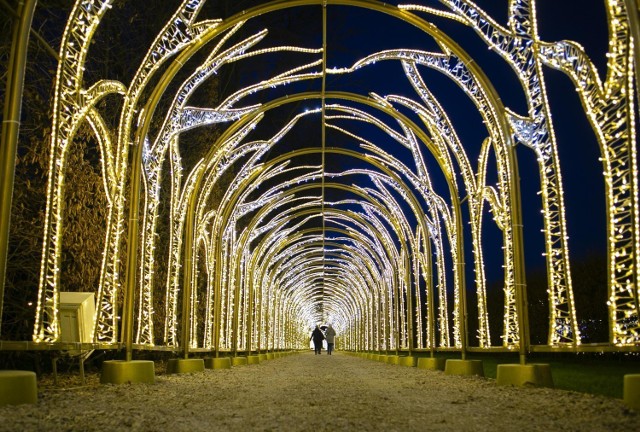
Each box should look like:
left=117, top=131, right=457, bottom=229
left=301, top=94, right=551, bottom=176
left=122, top=136, right=144, bottom=362
left=425, top=234, right=435, bottom=357
left=79, top=353, right=85, bottom=385
left=213, top=238, right=224, bottom=358
left=393, top=284, right=400, bottom=353
left=180, top=193, right=197, bottom=359
left=0, top=0, right=37, bottom=336
left=450, top=192, right=468, bottom=360
left=509, top=153, right=530, bottom=365
left=231, top=231, right=241, bottom=356
left=405, top=250, right=414, bottom=355
left=246, top=256, right=254, bottom=354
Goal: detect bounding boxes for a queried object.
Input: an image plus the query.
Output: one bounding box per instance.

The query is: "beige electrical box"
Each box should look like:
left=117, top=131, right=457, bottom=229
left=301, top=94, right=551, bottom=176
left=59, top=292, right=96, bottom=344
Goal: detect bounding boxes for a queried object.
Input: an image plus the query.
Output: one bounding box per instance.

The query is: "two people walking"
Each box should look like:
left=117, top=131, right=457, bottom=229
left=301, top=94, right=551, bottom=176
left=310, top=324, right=337, bottom=355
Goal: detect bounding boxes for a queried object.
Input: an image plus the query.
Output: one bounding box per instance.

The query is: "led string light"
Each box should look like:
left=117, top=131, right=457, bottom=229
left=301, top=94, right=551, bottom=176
left=250, top=176, right=400, bottom=352
left=330, top=47, right=520, bottom=346
left=37, top=0, right=220, bottom=343
left=383, top=86, right=491, bottom=347
left=198, top=109, right=422, bottom=352
left=136, top=31, right=322, bottom=346
left=422, top=0, right=579, bottom=346
left=537, top=0, right=639, bottom=345
left=35, top=0, right=638, bottom=355
left=35, top=0, right=117, bottom=343
left=405, top=0, right=637, bottom=345
left=326, top=104, right=465, bottom=347
left=164, top=109, right=322, bottom=347
left=228, top=196, right=325, bottom=350
left=251, top=188, right=398, bottom=351
left=103, top=0, right=218, bottom=345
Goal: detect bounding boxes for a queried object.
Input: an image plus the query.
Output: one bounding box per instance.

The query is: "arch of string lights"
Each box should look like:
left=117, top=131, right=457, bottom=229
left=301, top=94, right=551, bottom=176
left=14, top=0, right=639, bottom=356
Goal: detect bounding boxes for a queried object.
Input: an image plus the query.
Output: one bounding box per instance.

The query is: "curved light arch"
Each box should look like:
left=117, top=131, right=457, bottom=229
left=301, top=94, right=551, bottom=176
left=14, top=0, right=637, bottom=364
left=221, top=161, right=421, bottom=353
left=186, top=134, right=460, bottom=354
left=105, top=0, right=524, bottom=355
left=169, top=94, right=473, bottom=351
left=120, top=0, right=527, bottom=351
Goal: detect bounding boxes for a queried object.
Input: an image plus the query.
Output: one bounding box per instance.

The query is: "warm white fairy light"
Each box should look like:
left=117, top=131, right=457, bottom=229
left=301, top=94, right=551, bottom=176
left=253, top=197, right=390, bottom=348
left=382, top=85, right=492, bottom=346
left=228, top=194, right=325, bottom=349
left=429, top=0, right=578, bottom=346
left=320, top=222, right=391, bottom=350
left=145, top=70, right=322, bottom=347
left=35, top=0, right=118, bottom=343
left=204, top=119, right=417, bottom=351
left=37, top=0, right=220, bottom=343
left=246, top=184, right=400, bottom=352
left=330, top=47, right=521, bottom=346
left=102, top=0, right=220, bottom=345
left=135, top=29, right=322, bottom=346
left=537, top=0, right=639, bottom=345
left=206, top=157, right=324, bottom=349
left=334, top=170, right=426, bottom=349
left=402, top=0, right=637, bottom=346
left=325, top=101, right=469, bottom=347
left=33, top=0, right=638, bottom=357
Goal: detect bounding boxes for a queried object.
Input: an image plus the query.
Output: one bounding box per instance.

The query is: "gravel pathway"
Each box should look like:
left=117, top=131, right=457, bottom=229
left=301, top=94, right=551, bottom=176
left=0, top=351, right=636, bottom=431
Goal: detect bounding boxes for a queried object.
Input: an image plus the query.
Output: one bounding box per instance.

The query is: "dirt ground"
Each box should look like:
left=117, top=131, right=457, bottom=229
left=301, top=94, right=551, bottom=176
left=0, top=351, right=636, bottom=431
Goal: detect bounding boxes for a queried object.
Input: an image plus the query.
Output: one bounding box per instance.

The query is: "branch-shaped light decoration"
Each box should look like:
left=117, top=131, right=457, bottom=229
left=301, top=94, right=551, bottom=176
left=34, top=0, right=638, bottom=357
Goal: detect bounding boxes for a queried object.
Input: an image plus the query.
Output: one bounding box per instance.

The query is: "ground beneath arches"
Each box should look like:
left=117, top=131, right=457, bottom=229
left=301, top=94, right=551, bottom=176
left=1, top=351, right=636, bottom=431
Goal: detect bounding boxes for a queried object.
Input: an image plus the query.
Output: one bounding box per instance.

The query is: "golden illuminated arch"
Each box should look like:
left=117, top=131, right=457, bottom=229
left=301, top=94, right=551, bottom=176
left=17, top=0, right=638, bottom=360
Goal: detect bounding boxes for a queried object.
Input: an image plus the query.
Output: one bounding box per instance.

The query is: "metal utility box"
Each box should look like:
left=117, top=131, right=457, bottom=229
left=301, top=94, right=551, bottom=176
left=59, top=292, right=95, bottom=343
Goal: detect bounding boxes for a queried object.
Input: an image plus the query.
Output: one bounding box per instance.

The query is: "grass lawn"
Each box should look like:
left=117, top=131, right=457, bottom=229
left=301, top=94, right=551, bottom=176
left=414, top=352, right=640, bottom=399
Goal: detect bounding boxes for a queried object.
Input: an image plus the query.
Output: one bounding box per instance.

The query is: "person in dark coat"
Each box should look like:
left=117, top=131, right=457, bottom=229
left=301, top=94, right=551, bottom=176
left=310, top=325, right=325, bottom=355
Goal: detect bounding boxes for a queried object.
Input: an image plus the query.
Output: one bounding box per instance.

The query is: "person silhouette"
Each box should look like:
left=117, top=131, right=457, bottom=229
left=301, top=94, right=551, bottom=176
left=324, top=324, right=336, bottom=355
left=310, top=325, right=325, bottom=355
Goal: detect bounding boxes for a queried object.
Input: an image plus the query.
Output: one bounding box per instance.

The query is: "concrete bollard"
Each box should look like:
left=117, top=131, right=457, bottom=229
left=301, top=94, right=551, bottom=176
left=624, top=374, right=640, bottom=410
left=231, top=356, right=248, bottom=366
left=166, top=358, right=205, bottom=374
left=496, top=364, right=553, bottom=388
left=0, top=371, right=37, bottom=406
left=398, top=356, right=416, bottom=367
left=386, top=355, right=400, bottom=365
left=417, top=357, right=446, bottom=371
left=101, top=360, right=155, bottom=384
left=444, top=359, right=484, bottom=377
left=204, top=357, right=231, bottom=369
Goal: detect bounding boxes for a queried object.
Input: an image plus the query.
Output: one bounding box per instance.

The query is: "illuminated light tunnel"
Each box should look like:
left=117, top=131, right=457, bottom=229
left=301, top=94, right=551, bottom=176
left=0, top=0, right=639, bottom=371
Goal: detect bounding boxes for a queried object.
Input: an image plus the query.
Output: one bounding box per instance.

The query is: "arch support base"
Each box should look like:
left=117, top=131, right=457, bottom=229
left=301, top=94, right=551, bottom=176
left=417, top=357, right=446, bottom=371
left=231, top=356, right=248, bottom=366
left=444, top=359, right=484, bottom=377
left=100, top=360, right=155, bottom=384
left=624, top=374, right=640, bottom=410
left=0, top=370, right=37, bottom=405
left=398, top=356, right=416, bottom=367
left=204, top=357, right=231, bottom=369
left=496, top=364, right=553, bottom=388
left=166, top=358, right=204, bottom=374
